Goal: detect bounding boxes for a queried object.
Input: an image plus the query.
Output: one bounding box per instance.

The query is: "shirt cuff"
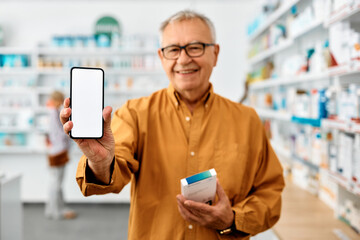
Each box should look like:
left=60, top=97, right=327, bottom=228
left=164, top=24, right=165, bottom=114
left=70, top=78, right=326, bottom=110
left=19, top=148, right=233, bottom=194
left=217, top=210, right=250, bottom=239
left=85, top=157, right=115, bottom=185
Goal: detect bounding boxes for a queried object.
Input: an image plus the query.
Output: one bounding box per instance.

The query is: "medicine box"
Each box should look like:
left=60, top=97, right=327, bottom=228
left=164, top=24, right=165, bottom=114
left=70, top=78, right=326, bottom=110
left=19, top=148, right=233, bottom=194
left=180, top=168, right=217, bottom=205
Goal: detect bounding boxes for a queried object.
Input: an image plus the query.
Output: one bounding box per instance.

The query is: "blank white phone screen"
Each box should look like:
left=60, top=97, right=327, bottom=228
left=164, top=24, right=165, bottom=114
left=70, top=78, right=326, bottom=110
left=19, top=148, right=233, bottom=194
left=70, top=67, right=104, bottom=138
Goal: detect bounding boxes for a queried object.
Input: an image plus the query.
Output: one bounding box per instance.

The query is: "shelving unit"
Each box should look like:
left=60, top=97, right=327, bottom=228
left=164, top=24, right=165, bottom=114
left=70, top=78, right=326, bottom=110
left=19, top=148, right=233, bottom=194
left=0, top=43, right=166, bottom=153
left=322, top=118, right=360, bottom=133
left=249, top=16, right=324, bottom=66
left=328, top=170, right=360, bottom=196
left=247, top=0, right=360, bottom=236
left=324, top=1, right=360, bottom=26
left=249, top=60, right=360, bottom=90
left=254, top=108, right=291, bottom=121
left=248, top=0, right=301, bottom=41
left=292, top=154, right=320, bottom=171
left=249, top=72, right=329, bottom=90
left=0, top=37, right=167, bottom=202
left=249, top=38, right=294, bottom=65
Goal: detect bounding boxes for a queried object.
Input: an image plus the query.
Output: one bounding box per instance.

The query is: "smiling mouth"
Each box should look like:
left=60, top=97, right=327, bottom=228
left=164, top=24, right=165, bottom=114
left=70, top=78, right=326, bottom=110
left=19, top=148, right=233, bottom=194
left=175, top=69, right=199, bottom=74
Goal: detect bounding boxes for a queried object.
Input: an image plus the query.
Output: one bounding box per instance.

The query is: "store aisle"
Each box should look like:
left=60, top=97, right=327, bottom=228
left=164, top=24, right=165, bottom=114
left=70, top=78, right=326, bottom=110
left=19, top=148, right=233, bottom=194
left=24, top=203, right=278, bottom=240
left=24, top=203, right=130, bottom=240
left=273, top=179, right=359, bottom=240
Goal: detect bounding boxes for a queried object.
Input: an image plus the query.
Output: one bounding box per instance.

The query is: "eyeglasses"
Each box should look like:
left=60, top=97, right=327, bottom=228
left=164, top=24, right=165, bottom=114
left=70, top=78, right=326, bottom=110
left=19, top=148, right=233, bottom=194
left=161, top=42, right=215, bottom=60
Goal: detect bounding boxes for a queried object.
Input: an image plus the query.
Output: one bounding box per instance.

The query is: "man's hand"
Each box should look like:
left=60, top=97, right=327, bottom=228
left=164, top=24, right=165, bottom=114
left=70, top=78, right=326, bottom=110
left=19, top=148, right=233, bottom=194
left=60, top=97, right=115, bottom=183
left=176, top=179, right=234, bottom=230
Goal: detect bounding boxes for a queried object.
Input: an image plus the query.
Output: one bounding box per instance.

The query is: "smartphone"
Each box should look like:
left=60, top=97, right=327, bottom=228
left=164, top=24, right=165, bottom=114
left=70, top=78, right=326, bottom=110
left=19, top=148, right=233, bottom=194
left=70, top=67, right=104, bottom=139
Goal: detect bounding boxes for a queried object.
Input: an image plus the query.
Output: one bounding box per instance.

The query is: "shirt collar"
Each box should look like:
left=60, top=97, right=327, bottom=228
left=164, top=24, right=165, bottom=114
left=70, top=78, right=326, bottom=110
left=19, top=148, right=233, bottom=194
left=167, top=83, right=214, bottom=110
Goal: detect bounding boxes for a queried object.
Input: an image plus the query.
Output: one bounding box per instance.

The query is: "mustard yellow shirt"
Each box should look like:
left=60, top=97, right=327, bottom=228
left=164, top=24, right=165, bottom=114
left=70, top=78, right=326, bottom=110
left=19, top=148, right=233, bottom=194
left=76, top=84, right=285, bottom=240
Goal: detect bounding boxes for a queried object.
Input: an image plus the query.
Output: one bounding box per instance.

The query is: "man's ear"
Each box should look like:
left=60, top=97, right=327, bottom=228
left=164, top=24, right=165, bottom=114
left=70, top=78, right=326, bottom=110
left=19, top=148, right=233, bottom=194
left=213, top=44, right=220, bottom=67
left=158, top=48, right=164, bottom=61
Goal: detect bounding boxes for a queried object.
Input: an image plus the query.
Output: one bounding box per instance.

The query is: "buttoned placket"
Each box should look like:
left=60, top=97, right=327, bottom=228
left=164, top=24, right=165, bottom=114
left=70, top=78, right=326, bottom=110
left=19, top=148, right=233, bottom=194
left=182, top=104, right=207, bottom=240
left=172, top=89, right=212, bottom=239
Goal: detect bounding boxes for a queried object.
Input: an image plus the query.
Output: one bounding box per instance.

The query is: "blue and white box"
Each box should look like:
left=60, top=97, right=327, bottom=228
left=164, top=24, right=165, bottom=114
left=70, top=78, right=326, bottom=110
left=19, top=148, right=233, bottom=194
left=180, top=168, right=217, bottom=205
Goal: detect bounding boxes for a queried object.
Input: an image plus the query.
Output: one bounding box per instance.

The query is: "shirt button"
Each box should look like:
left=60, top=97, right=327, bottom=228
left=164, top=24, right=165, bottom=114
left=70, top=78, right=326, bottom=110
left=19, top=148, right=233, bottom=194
left=188, top=224, right=193, bottom=229
left=190, top=151, right=195, bottom=156
left=185, top=116, right=190, bottom=121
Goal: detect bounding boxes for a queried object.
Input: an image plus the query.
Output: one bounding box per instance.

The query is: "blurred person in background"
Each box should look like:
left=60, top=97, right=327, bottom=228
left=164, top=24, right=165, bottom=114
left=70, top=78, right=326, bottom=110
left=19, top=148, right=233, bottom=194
left=45, top=91, right=76, bottom=220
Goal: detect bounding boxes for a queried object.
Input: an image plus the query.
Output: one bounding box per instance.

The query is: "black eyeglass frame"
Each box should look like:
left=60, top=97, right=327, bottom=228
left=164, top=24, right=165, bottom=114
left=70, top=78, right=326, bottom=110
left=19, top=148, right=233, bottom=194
left=161, top=42, right=215, bottom=60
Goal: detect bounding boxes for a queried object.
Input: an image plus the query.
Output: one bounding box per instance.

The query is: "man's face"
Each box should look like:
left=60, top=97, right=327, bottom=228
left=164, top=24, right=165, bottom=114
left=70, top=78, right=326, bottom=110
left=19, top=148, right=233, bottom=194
left=158, top=18, right=219, bottom=96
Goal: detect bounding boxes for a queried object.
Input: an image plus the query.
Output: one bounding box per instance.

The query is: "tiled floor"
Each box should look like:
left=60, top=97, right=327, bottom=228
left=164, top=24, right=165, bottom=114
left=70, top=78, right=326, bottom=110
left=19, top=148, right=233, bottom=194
left=24, top=203, right=278, bottom=240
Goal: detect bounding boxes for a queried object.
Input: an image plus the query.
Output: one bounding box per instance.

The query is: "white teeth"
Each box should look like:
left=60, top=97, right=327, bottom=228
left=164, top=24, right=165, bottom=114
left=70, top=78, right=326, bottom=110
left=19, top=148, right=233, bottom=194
left=178, top=70, right=195, bottom=74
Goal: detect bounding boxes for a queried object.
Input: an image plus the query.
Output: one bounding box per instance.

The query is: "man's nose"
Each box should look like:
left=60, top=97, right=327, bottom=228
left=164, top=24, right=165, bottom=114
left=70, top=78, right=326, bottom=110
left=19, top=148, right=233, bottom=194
left=177, top=49, right=192, bottom=64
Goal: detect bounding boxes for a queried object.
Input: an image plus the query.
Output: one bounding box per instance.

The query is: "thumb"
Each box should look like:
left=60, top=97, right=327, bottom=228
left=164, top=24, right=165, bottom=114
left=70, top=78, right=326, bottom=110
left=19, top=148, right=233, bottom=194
left=216, top=178, right=228, bottom=202
left=103, top=106, right=113, bottom=129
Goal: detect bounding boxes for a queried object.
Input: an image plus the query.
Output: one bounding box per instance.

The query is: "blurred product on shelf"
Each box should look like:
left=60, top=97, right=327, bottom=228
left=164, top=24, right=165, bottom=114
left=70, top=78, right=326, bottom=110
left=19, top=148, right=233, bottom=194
left=247, top=39, right=338, bottom=85
left=0, top=76, right=36, bottom=87
left=0, top=54, right=30, bottom=68
left=45, top=33, right=159, bottom=51
left=330, top=20, right=360, bottom=65
left=249, top=83, right=360, bottom=124
left=318, top=168, right=337, bottom=209
left=0, top=95, right=32, bottom=108
left=323, top=39, right=338, bottom=67
left=247, top=61, right=274, bottom=83
left=37, top=54, right=161, bottom=71
left=247, top=0, right=281, bottom=37
left=0, top=133, right=26, bottom=147
left=339, top=199, right=360, bottom=232
left=292, top=160, right=319, bottom=195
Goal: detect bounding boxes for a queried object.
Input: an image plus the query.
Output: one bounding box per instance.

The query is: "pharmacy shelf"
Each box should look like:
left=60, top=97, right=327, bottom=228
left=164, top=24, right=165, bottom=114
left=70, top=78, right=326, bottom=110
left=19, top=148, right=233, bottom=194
left=247, top=0, right=360, bottom=236
left=0, top=68, right=37, bottom=75
left=34, top=86, right=65, bottom=95
left=37, top=47, right=158, bottom=56
left=0, top=87, right=36, bottom=94
left=254, top=108, right=292, bottom=121
left=0, top=47, right=35, bottom=54
left=0, top=108, right=35, bottom=113
left=35, top=86, right=156, bottom=96
left=291, top=18, right=324, bottom=39
left=270, top=140, right=291, bottom=159
left=291, top=116, right=322, bottom=127
left=106, top=69, right=164, bottom=75
left=249, top=62, right=360, bottom=90
left=0, top=146, right=46, bottom=154
left=248, top=18, right=323, bottom=66
left=325, top=2, right=360, bottom=27
left=328, top=170, right=360, bottom=196
left=37, top=68, right=164, bottom=76
left=0, top=68, right=163, bottom=76
left=0, top=127, right=32, bottom=133
left=323, top=62, right=360, bottom=77
left=248, top=38, right=294, bottom=65
left=292, top=154, right=320, bottom=172
left=105, top=89, right=155, bottom=95
left=321, top=119, right=360, bottom=133
left=248, top=0, right=300, bottom=41
left=249, top=72, right=329, bottom=90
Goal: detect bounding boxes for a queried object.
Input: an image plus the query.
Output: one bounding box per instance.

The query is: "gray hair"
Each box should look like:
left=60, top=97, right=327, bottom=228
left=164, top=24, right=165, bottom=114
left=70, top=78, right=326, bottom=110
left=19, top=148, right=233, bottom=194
left=159, top=10, right=216, bottom=45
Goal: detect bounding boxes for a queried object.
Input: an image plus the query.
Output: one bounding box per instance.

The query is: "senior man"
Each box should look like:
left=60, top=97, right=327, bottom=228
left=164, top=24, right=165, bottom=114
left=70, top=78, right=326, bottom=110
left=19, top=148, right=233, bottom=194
left=61, top=10, right=285, bottom=240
